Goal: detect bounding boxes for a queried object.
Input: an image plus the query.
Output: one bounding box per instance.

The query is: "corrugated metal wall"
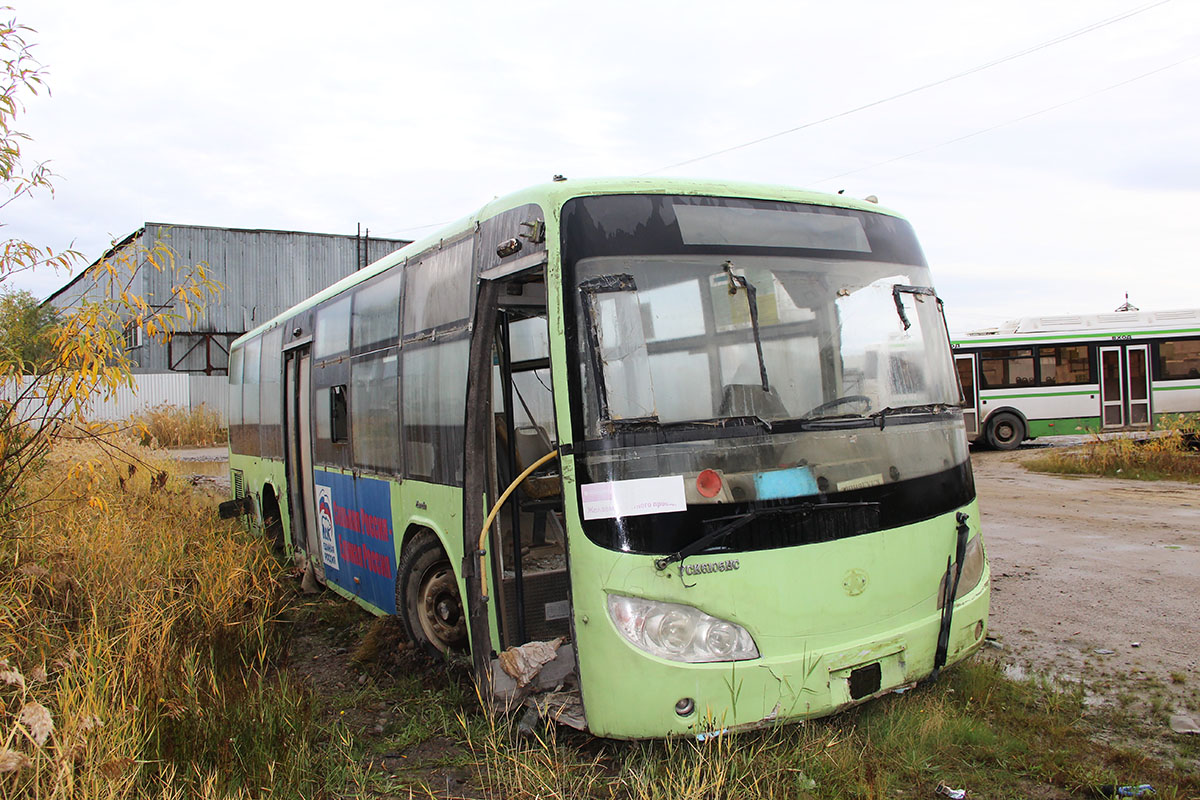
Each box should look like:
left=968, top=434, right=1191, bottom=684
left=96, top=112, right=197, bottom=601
left=2, top=374, right=231, bottom=424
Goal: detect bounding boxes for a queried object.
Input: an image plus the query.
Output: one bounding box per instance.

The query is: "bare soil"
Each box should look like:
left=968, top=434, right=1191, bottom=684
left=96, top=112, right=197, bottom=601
left=974, top=446, right=1200, bottom=687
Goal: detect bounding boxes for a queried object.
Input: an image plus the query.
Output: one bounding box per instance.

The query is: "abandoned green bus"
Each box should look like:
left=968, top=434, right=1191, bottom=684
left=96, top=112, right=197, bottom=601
left=226, top=178, right=990, bottom=739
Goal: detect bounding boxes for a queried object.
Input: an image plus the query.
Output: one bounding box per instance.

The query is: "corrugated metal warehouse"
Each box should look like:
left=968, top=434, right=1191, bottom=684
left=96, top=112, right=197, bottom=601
left=47, top=222, right=409, bottom=376
left=38, top=223, right=408, bottom=421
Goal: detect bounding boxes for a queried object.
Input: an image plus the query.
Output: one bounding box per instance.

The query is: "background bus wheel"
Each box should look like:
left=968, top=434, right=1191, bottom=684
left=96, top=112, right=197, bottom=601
left=396, top=531, right=468, bottom=657
left=986, top=412, right=1025, bottom=451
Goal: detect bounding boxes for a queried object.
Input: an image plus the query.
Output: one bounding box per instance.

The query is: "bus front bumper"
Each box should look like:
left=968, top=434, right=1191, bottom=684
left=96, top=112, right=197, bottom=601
left=575, top=576, right=990, bottom=739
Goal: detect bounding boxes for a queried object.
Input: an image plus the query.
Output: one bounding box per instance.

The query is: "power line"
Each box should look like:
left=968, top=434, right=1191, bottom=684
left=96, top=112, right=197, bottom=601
left=810, top=51, right=1200, bottom=186
left=645, top=0, right=1174, bottom=175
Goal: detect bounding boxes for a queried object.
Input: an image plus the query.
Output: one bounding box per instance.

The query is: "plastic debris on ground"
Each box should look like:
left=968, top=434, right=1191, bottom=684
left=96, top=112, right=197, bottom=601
left=498, top=636, right=563, bottom=687
left=695, top=728, right=727, bottom=743
left=1089, top=784, right=1156, bottom=798
left=934, top=782, right=966, bottom=799
left=1169, top=712, right=1200, bottom=735
left=489, top=640, right=587, bottom=730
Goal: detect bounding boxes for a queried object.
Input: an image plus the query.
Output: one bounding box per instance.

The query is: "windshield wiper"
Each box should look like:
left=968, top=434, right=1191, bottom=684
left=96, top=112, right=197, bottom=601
left=654, top=500, right=879, bottom=573
left=868, top=403, right=955, bottom=429
left=723, top=261, right=770, bottom=394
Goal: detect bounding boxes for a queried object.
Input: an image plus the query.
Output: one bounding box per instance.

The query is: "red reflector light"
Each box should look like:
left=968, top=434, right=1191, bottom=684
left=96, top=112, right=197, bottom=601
left=696, top=469, right=722, bottom=498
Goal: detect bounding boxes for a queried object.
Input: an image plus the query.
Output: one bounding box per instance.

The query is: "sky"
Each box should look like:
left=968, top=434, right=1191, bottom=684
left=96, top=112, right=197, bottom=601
left=4, top=0, right=1199, bottom=332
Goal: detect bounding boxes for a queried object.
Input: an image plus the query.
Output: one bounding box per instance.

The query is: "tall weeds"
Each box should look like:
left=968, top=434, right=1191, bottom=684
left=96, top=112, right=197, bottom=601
left=1025, top=414, right=1200, bottom=481
left=0, top=435, right=331, bottom=798
left=128, top=404, right=225, bottom=449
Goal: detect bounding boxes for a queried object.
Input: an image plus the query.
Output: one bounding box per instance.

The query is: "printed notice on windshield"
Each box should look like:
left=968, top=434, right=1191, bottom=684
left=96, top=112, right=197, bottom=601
left=581, top=476, right=687, bottom=520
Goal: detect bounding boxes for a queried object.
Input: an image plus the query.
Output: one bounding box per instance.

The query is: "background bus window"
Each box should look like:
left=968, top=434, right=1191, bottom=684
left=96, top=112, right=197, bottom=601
left=259, top=327, right=284, bottom=459
left=351, top=351, right=400, bottom=473
left=352, top=270, right=402, bottom=351
left=1038, top=345, right=1091, bottom=385
left=403, top=239, right=473, bottom=338
left=980, top=348, right=1035, bottom=388
left=402, top=337, right=469, bottom=485
left=1157, top=339, right=1200, bottom=380
left=241, top=335, right=262, bottom=455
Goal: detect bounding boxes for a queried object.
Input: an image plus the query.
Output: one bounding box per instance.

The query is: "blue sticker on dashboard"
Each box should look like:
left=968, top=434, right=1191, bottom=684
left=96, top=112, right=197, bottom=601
left=754, top=466, right=819, bottom=500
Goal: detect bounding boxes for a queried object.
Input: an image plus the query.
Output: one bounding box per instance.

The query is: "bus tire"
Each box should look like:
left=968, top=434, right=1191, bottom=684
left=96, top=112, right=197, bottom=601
left=261, top=486, right=286, bottom=558
left=396, top=531, right=468, bottom=657
left=985, top=412, right=1025, bottom=451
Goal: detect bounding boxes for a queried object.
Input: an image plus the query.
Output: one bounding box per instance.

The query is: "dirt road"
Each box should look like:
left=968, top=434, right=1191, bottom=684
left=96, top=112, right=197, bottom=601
left=973, top=448, right=1200, bottom=685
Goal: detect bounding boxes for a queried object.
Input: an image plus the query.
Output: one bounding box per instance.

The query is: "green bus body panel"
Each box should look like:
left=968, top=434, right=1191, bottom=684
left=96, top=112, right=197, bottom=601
left=1024, top=417, right=1101, bottom=438
left=564, top=496, right=988, bottom=738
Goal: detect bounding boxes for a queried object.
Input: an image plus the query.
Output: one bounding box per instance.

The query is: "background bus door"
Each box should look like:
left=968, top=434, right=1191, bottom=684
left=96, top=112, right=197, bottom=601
left=955, top=353, right=979, bottom=437
left=1100, top=344, right=1151, bottom=430
left=284, top=346, right=323, bottom=582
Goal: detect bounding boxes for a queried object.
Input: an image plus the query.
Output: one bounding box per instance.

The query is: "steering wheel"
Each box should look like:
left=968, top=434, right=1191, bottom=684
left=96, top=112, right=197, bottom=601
left=806, top=394, right=872, bottom=416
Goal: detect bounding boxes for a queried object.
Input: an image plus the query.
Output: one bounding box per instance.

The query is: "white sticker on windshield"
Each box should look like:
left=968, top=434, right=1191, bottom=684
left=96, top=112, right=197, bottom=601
left=581, top=476, right=687, bottom=520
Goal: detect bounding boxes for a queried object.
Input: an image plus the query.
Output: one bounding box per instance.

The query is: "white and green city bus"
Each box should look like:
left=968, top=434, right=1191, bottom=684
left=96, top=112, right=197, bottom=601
left=952, top=309, right=1200, bottom=450
left=225, top=178, right=990, bottom=739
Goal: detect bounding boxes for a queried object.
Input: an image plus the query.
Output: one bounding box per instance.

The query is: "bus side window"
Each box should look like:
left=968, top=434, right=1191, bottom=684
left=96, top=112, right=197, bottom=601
left=402, top=337, right=469, bottom=485
left=259, top=327, right=284, bottom=459
left=330, top=385, right=349, bottom=443
left=351, top=351, right=400, bottom=473
left=352, top=270, right=402, bottom=351
left=403, top=239, right=473, bottom=337
left=241, top=336, right=262, bottom=456
left=228, top=346, right=244, bottom=453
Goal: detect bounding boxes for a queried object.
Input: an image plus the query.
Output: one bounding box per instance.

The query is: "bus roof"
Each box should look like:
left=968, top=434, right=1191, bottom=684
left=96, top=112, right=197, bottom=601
left=231, top=177, right=902, bottom=349
left=953, top=307, right=1200, bottom=344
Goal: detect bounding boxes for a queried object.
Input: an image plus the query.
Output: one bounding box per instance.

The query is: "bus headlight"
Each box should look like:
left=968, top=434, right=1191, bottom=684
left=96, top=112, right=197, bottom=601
left=938, top=534, right=987, bottom=608
left=607, top=594, right=759, bottom=663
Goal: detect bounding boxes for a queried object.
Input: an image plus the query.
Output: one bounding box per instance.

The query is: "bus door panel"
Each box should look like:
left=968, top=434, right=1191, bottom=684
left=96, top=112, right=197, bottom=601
left=954, top=354, right=979, bottom=436
left=1100, top=346, right=1125, bottom=428
left=284, top=347, right=325, bottom=581
left=1126, top=344, right=1151, bottom=427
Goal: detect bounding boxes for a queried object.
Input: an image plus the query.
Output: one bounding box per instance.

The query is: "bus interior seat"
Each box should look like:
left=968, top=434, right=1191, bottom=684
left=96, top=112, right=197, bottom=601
left=719, top=383, right=789, bottom=419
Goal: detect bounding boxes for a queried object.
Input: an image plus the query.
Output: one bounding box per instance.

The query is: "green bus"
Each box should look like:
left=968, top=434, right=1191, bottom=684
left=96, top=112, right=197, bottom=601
left=226, top=178, right=990, bottom=739
left=952, top=308, right=1200, bottom=450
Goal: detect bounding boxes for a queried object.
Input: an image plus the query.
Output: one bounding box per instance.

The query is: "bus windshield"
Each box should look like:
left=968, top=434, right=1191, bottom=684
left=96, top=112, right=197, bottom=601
left=562, top=194, right=971, bottom=555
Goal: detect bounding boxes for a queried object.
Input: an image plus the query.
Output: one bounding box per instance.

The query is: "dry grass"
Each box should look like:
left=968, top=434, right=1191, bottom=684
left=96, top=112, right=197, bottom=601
left=451, top=659, right=1199, bottom=799
left=1024, top=414, right=1200, bottom=482
left=128, top=404, right=225, bottom=449
left=0, top=434, right=348, bottom=798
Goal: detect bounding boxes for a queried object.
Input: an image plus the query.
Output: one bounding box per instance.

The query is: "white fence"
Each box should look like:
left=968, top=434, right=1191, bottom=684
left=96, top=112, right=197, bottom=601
left=1, top=373, right=229, bottom=424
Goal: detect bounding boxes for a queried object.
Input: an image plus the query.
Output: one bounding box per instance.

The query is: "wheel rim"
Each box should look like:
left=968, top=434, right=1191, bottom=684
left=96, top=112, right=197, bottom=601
left=996, top=422, right=1015, bottom=442
left=417, top=563, right=466, bottom=651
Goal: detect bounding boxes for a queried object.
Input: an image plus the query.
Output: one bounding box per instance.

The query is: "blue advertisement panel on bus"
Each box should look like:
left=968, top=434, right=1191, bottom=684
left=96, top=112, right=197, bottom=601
left=314, top=470, right=397, bottom=614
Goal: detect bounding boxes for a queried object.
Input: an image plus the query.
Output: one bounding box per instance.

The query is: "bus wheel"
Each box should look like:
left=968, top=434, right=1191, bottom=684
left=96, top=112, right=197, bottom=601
left=396, top=531, right=468, bottom=657
left=262, top=487, right=286, bottom=558
left=985, top=412, right=1025, bottom=451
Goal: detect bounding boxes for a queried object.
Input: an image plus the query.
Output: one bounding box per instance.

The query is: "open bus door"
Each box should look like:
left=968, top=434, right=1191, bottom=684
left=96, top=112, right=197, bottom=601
left=283, top=345, right=326, bottom=583
left=463, top=252, right=570, bottom=690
